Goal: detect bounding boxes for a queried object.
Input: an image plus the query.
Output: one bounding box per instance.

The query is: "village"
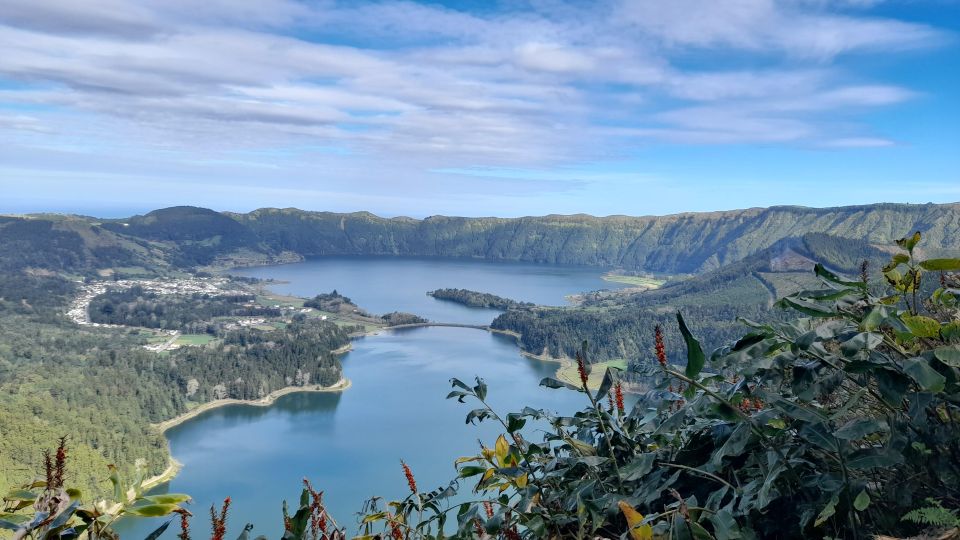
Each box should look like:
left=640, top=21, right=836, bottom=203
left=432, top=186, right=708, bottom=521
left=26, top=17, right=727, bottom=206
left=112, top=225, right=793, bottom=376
left=65, top=276, right=359, bottom=352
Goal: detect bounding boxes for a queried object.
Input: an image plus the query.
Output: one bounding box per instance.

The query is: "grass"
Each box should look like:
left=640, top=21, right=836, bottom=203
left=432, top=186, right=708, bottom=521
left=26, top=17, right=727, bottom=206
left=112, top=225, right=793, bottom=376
left=601, top=274, right=666, bottom=288
left=174, top=334, right=216, bottom=346
left=557, top=359, right=628, bottom=390
left=255, top=293, right=305, bottom=308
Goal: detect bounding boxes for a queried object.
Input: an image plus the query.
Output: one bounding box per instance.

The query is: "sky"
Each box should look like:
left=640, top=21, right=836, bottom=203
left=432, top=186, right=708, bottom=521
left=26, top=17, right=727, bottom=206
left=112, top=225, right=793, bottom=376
left=0, top=0, right=958, bottom=218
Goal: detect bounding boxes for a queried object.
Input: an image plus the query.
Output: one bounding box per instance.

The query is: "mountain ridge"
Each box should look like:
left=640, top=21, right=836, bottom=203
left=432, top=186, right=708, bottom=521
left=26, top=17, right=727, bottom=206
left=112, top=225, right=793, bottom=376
left=2, top=201, right=958, bottom=276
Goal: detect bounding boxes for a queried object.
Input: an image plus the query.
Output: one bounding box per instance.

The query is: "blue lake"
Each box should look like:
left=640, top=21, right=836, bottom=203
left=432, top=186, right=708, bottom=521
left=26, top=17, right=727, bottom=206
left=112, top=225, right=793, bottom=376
left=117, top=258, right=626, bottom=537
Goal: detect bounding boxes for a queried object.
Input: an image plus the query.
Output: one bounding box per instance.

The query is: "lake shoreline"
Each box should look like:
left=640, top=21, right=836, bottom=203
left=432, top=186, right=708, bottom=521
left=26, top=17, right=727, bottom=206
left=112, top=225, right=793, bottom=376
left=145, top=377, right=352, bottom=491
left=152, top=377, right=353, bottom=435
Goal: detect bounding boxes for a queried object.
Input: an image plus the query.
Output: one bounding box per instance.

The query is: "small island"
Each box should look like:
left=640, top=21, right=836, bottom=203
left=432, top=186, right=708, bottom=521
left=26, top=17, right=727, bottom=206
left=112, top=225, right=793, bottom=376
left=427, top=288, right=532, bottom=310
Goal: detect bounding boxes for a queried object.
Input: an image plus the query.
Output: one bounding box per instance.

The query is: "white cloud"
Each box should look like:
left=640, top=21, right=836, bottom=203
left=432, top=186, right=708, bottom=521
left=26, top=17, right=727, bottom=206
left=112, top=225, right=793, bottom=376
left=0, top=0, right=950, bottom=195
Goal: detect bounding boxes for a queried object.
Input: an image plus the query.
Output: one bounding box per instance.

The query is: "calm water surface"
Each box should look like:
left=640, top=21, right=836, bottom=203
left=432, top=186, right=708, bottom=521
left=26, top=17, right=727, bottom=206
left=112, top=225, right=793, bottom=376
left=117, top=258, right=623, bottom=537
left=231, top=256, right=624, bottom=324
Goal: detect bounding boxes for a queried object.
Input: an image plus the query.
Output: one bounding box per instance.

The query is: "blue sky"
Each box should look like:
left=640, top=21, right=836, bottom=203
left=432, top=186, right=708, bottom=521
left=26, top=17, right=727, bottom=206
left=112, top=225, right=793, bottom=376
left=0, top=0, right=958, bottom=218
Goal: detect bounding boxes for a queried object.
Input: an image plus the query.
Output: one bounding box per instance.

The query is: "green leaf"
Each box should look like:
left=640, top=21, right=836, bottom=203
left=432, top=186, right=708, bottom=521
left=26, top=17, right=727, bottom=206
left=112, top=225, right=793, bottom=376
left=815, top=495, right=839, bottom=527
left=799, top=422, right=837, bottom=452
left=0, top=517, right=26, bottom=530
left=834, top=418, right=888, bottom=440
left=689, top=521, right=715, bottom=539
left=124, top=502, right=181, bottom=517
left=883, top=253, right=910, bottom=272
left=895, top=231, right=921, bottom=252
left=539, top=377, right=580, bottom=391
left=594, top=366, right=618, bottom=403
left=144, top=519, right=173, bottom=540
left=710, top=510, right=741, bottom=540
left=506, top=414, right=526, bottom=434
left=815, top=263, right=865, bottom=289
left=901, top=315, right=942, bottom=339
left=3, top=489, right=37, bottom=502
left=776, top=296, right=835, bottom=317
left=143, top=493, right=191, bottom=505
left=853, top=490, right=871, bottom=512
left=903, top=357, right=947, bottom=392
left=919, top=258, right=960, bottom=271
left=677, top=311, right=705, bottom=378
left=772, top=398, right=827, bottom=424
left=876, top=369, right=909, bottom=407
left=942, top=321, right=960, bottom=341
left=619, top=453, right=656, bottom=481
left=457, top=466, right=488, bottom=478
left=933, top=345, right=960, bottom=367
left=861, top=306, right=890, bottom=331
left=847, top=448, right=903, bottom=469
left=473, top=378, right=487, bottom=401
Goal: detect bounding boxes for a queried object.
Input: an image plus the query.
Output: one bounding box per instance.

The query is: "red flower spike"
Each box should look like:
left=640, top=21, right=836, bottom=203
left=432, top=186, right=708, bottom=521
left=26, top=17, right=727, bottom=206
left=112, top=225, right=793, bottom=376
left=54, top=436, right=67, bottom=489
left=576, top=352, right=589, bottom=389
left=390, top=520, right=403, bottom=540
left=177, top=510, right=192, bottom=540
left=614, top=382, right=625, bottom=415
left=473, top=518, right=485, bottom=538
left=401, top=460, right=417, bottom=494
left=654, top=324, right=667, bottom=367
left=483, top=500, right=494, bottom=519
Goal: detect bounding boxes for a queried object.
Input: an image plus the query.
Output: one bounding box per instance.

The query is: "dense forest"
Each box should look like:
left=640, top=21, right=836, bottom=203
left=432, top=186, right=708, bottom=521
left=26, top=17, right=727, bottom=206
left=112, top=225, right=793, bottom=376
left=0, top=274, right=350, bottom=498
left=169, top=319, right=349, bottom=401
left=428, top=288, right=531, bottom=310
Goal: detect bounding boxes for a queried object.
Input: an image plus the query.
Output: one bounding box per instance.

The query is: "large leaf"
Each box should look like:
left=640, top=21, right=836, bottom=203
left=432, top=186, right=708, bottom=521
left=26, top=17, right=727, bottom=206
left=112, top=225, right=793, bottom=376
left=901, top=315, right=942, bottom=339
left=846, top=448, right=903, bottom=469
left=882, top=253, right=909, bottom=272
left=853, top=490, right=871, bottom=512
left=677, top=312, right=705, bottom=378
left=123, top=502, right=181, bottom=517
left=876, top=369, right=910, bottom=407
left=594, top=366, right=619, bottom=403
left=539, top=377, right=580, bottom=391
left=3, top=490, right=37, bottom=502
left=895, top=231, right=921, bottom=252
left=618, top=501, right=653, bottom=540
left=777, top=296, right=836, bottom=317
left=144, top=519, right=173, bottom=540
left=919, top=258, right=960, bottom=271
left=143, top=493, right=191, bottom=505
left=815, top=263, right=865, bottom=289
left=799, top=422, right=837, bottom=452
left=933, top=345, right=960, bottom=367
left=903, top=357, right=947, bottom=392
left=619, top=453, right=656, bottom=481
left=815, top=495, right=839, bottom=527
left=834, top=418, right=888, bottom=440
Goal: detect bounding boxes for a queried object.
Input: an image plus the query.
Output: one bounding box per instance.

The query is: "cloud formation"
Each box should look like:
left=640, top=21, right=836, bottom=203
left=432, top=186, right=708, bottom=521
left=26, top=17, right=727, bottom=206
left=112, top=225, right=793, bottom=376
left=0, top=0, right=954, bottom=215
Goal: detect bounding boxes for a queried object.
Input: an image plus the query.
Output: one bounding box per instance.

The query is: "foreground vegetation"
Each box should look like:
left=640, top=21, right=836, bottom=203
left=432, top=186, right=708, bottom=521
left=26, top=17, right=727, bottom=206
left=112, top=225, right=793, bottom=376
left=5, top=234, right=959, bottom=539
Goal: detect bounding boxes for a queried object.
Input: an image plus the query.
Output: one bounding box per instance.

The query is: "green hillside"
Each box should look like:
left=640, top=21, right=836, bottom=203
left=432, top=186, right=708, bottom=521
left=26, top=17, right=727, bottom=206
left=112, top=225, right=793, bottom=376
left=491, top=234, right=898, bottom=367
left=6, top=202, right=959, bottom=275
left=231, top=203, right=960, bottom=273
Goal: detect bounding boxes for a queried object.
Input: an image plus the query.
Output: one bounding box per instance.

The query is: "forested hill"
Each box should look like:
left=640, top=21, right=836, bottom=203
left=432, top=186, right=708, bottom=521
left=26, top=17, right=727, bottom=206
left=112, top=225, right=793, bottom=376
left=230, top=203, right=960, bottom=272
left=4, top=202, right=960, bottom=274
